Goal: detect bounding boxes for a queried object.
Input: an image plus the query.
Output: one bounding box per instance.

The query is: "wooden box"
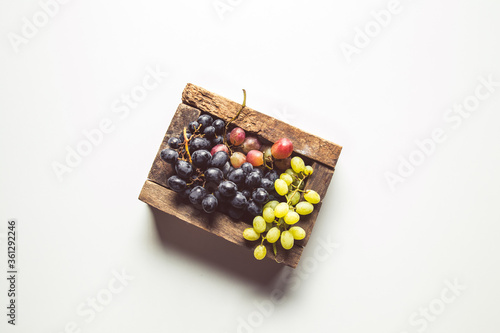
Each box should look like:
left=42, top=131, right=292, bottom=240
left=139, top=84, right=342, bottom=268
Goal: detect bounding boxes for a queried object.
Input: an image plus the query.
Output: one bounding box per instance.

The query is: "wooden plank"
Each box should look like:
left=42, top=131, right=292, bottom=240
left=147, top=104, right=201, bottom=187
left=182, top=83, right=342, bottom=168
left=139, top=180, right=304, bottom=268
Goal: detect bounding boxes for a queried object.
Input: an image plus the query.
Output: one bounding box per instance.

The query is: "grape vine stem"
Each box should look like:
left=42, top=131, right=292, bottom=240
left=183, top=127, right=192, bottom=164
left=223, top=89, right=247, bottom=147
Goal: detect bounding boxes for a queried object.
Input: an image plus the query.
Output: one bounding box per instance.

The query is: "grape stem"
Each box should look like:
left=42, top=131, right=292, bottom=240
left=223, top=89, right=247, bottom=148
left=286, top=174, right=306, bottom=206
left=183, top=127, right=192, bottom=164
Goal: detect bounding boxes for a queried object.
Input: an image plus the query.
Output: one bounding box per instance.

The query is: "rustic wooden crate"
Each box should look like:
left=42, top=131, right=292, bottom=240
left=139, top=84, right=342, bottom=268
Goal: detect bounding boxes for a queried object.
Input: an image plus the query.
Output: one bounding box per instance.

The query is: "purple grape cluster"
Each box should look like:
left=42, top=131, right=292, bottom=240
left=160, top=113, right=277, bottom=218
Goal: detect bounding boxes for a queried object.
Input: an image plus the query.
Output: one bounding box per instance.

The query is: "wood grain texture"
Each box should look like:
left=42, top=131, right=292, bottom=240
left=139, top=180, right=304, bottom=268
left=182, top=83, right=342, bottom=169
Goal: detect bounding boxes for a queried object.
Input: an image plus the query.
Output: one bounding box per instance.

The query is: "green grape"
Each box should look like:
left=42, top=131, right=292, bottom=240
left=288, top=184, right=293, bottom=193
left=280, top=231, right=294, bottom=250
left=262, top=207, right=276, bottom=223
left=274, top=202, right=289, bottom=218
left=280, top=173, right=293, bottom=185
left=303, top=165, right=314, bottom=175
left=266, top=227, right=280, bottom=243
left=285, top=168, right=298, bottom=179
left=253, top=216, right=266, bottom=233
left=290, top=191, right=300, bottom=205
left=304, top=190, right=321, bottom=204
left=254, top=245, right=267, bottom=260
left=296, top=201, right=314, bottom=215
left=263, top=200, right=279, bottom=210
left=243, top=228, right=260, bottom=241
left=289, top=226, right=306, bottom=240
left=284, top=211, right=300, bottom=225
left=291, top=156, right=305, bottom=173
left=275, top=179, right=288, bottom=196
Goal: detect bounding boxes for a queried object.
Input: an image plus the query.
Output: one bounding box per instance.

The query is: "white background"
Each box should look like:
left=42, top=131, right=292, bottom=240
left=1, top=0, right=499, bottom=332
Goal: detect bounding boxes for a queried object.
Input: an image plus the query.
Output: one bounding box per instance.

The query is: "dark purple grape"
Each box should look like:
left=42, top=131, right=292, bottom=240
left=231, top=192, right=248, bottom=209
left=241, top=189, right=251, bottom=199
left=241, top=162, right=253, bottom=174
left=247, top=200, right=262, bottom=216
left=160, top=148, right=178, bottom=164
left=180, top=187, right=192, bottom=199
left=168, top=137, right=181, bottom=149
left=198, top=114, right=213, bottom=129
left=189, top=186, right=207, bottom=205
left=253, top=168, right=264, bottom=177
left=167, top=175, right=186, bottom=192
left=221, top=161, right=234, bottom=177
left=189, top=138, right=211, bottom=152
left=210, top=151, right=229, bottom=169
left=191, top=149, right=212, bottom=169
left=260, top=178, right=274, bottom=192
left=212, top=119, right=225, bottom=134
left=264, top=170, right=279, bottom=182
left=214, top=190, right=227, bottom=203
left=245, top=171, right=262, bottom=188
left=188, top=121, right=200, bottom=133
left=205, top=168, right=223, bottom=184
left=211, top=136, right=224, bottom=146
left=178, top=131, right=192, bottom=143
left=202, top=194, right=218, bottom=213
left=218, top=181, right=237, bottom=198
left=228, top=168, right=246, bottom=186
left=175, top=160, right=194, bottom=179
left=252, top=188, right=269, bottom=204
left=203, top=126, right=216, bottom=139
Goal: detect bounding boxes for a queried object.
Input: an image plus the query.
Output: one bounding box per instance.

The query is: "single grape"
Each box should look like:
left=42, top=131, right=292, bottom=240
left=189, top=137, right=211, bottom=151
left=289, top=226, right=306, bottom=240
left=264, top=170, right=279, bottom=182
left=304, top=190, right=321, bottom=204
left=280, top=231, right=294, bottom=250
left=262, top=146, right=273, bottom=165
left=202, top=194, right=218, bottom=213
left=246, top=150, right=264, bottom=167
left=243, top=228, right=260, bottom=241
left=252, top=188, right=269, bottom=204
left=198, top=114, right=213, bottom=129
left=167, top=175, right=186, bottom=192
left=247, top=200, right=263, bottom=216
left=160, top=148, right=178, bottom=164
left=262, top=207, right=275, bottom=223
left=210, top=144, right=229, bottom=156
left=209, top=151, right=229, bottom=169
left=254, top=245, right=267, bottom=260
left=274, top=179, right=288, bottom=196
left=229, top=127, right=246, bottom=146
left=280, top=173, right=293, bottom=186
left=274, top=157, right=291, bottom=170
left=284, top=211, right=300, bottom=225
left=203, top=126, right=216, bottom=139
left=241, top=136, right=262, bottom=153
left=212, top=119, right=225, bottom=134
left=260, top=178, right=274, bottom=192
left=271, top=138, right=293, bottom=159
left=253, top=168, right=264, bottom=177
left=241, top=162, right=254, bottom=174
left=228, top=168, right=247, bottom=186
left=291, top=156, right=305, bottom=173
left=274, top=202, right=289, bottom=218
left=296, top=201, right=314, bottom=215
left=189, top=186, right=207, bottom=205
left=245, top=171, right=262, bottom=188
left=285, top=168, right=298, bottom=179
left=231, top=192, right=248, bottom=209
left=290, top=191, right=300, bottom=205
left=266, top=227, right=280, bottom=243
left=263, top=200, right=279, bottom=210
left=303, top=165, right=314, bottom=175
left=168, top=137, right=181, bottom=149
left=230, top=152, right=247, bottom=168
left=253, top=216, right=266, bottom=233
left=211, top=136, right=224, bottom=146
left=221, top=161, right=234, bottom=177
left=175, top=160, right=194, bottom=179
left=188, top=121, right=200, bottom=132
left=218, top=181, right=238, bottom=198
left=241, top=189, right=251, bottom=199
left=205, top=168, right=223, bottom=184
left=191, top=149, right=212, bottom=169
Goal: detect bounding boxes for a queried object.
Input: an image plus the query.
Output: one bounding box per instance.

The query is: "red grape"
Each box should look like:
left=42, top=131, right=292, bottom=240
left=271, top=138, right=293, bottom=159
left=246, top=150, right=264, bottom=167
left=230, top=152, right=247, bottom=168
left=211, top=144, right=229, bottom=155
left=241, top=136, right=262, bottom=153
left=230, top=127, right=246, bottom=146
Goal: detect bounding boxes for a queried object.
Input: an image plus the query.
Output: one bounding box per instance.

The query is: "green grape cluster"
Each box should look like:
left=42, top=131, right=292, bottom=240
left=242, top=156, right=322, bottom=260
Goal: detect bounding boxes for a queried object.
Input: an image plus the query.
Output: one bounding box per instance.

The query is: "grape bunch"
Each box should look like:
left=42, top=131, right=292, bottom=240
left=242, top=156, right=322, bottom=260
left=160, top=113, right=289, bottom=218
